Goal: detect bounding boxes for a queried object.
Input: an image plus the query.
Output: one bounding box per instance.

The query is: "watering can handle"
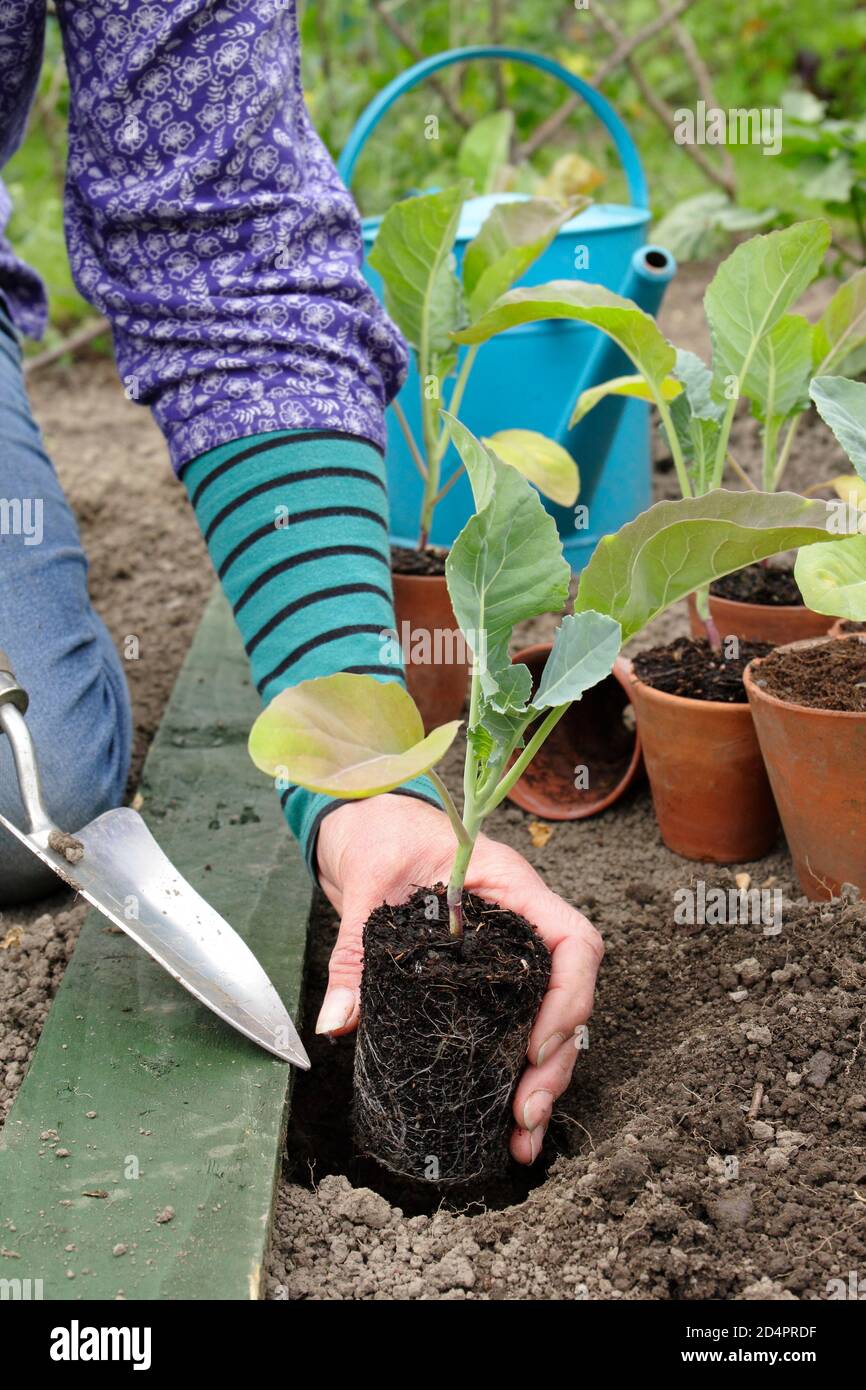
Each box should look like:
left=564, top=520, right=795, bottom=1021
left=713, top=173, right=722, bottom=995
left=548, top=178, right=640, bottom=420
left=336, top=45, right=648, bottom=208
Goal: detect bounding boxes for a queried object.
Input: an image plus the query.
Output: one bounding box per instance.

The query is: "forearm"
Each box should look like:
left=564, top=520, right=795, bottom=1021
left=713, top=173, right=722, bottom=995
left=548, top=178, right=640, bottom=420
left=53, top=0, right=407, bottom=469
left=183, top=429, right=440, bottom=872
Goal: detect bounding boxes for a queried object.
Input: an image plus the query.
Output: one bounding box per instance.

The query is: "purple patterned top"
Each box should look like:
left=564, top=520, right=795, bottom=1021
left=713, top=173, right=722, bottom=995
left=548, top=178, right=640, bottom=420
left=0, top=1, right=407, bottom=468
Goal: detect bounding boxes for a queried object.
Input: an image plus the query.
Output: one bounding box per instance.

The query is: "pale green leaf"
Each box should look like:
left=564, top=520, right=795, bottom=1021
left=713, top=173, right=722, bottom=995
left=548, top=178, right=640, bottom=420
left=667, top=349, right=724, bottom=494
left=482, top=428, right=579, bottom=506
left=654, top=192, right=776, bottom=263
left=454, top=281, right=677, bottom=403
left=813, top=268, right=866, bottom=372
left=810, top=375, right=866, bottom=480
left=248, top=675, right=460, bottom=797
left=368, top=186, right=465, bottom=372
left=457, top=111, right=514, bottom=196
left=445, top=424, right=569, bottom=708
left=795, top=534, right=866, bottom=620
left=571, top=373, right=682, bottom=427
left=532, top=611, right=622, bottom=709
left=463, top=198, right=586, bottom=321
left=705, top=220, right=831, bottom=397
left=805, top=154, right=853, bottom=204
left=742, top=313, right=813, bottom=421
left=574, top=489, right=860, bottom=641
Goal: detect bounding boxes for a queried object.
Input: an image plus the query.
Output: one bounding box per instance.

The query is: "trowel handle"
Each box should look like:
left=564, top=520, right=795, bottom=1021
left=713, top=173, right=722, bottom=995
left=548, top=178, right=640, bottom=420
left=0, top=650, right=29, bottom=714
left=0, top=653, right=54, bottom=836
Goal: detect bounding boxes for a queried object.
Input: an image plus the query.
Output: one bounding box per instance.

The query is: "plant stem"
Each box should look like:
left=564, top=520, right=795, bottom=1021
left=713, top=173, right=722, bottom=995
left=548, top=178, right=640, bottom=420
left=726, top=450, right=757, bottom=491
left=427, top=769, right=472, bottom=849
left=656, top=397, right=692, bottom=498
left=446, top=839, right=474, bottom=937
left=431, top=461, right=467, bottom=507
left=694, top=584, right=722, bottom=650
left=417, top=347, right=479, bottom=548
left=772, top=416, right=799, bottom=489
left=393, top=399, right=427, bottom=480
left=437, top=346, right=478, bottom=457
left=711, top=397, right=738, bottom=491
left=482, top=704, right=570, bottom=814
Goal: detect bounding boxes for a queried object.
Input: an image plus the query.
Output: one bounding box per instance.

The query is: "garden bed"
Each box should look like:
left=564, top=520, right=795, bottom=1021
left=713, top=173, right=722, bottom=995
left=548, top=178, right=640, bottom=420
left=3, top=265, right=864, bottom=1300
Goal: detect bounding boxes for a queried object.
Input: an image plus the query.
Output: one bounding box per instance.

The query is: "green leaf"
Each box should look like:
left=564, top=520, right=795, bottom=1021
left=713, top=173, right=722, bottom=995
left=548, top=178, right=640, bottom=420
left=667, top=350, right=725, bottom=494
left=813, top=269, right=866, bottom=372
left=795, top=534, right=866, bottom=620
left=574, top=489, right=860, bottom=641
left=742, top=313, right=813, bottom=421
left=805, top=154, right=854, bottom=204
left=368, top=185, right=466, bottom=376
left=654, top=193, right=776, bottom=263
left=810, top=376, right=866, bottom=480
left=462, top=198, right=584, bottom=321
left=482, top=428, right=579, bottom=506
left=571, top=373, right=682, bottom=427
left=705, top=220, right=831, bottom=397
left=457, top=111, right=514, bottom=196
left=532, top=611, right=622, bottom=709
left=781, top=90, right=826, bottom=124
left=454, top=281, right=677, bottom=406
left=248, top=675, right=460, bottom=797
left=445, top=421, right=569, bottom=708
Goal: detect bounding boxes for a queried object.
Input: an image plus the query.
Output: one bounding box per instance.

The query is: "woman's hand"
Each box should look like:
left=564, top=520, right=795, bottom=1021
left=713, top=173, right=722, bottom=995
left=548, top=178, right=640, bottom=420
left=315, top=795, right=603, bottom=1164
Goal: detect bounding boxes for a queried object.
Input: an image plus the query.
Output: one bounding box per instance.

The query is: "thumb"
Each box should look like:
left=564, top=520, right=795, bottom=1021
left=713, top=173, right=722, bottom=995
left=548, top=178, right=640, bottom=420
left=315, top=900, right=365, bottom=1037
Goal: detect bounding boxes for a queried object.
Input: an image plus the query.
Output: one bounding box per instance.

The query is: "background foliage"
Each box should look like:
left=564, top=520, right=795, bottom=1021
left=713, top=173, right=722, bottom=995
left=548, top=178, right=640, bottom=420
left=5, top=0, right=865, bottom=345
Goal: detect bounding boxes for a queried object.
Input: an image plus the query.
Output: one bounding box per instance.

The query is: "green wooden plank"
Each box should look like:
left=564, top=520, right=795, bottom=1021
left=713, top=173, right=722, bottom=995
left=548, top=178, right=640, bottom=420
left=0, top=592, right=311, bottom=1300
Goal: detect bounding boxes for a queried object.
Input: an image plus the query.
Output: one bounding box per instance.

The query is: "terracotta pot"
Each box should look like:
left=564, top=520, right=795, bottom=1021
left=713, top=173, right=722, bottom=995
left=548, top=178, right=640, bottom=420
left=744, top=637, right=866, bottom=900
left=687, top=592, right=834, bottom=646
left=392, top=570, right=469, bottom=730
left=505, top=645, right=643, bottom=820
left=628, top=665, right=779, bottom=862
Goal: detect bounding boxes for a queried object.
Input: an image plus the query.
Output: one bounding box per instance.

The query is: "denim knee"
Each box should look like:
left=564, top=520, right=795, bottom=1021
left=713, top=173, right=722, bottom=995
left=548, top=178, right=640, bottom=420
left=0, top=623, right=132, bottom=906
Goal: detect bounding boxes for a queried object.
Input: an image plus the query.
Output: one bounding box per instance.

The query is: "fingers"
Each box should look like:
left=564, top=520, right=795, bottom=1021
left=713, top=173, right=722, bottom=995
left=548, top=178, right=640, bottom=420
left=527, top=921, right=602, bottom=1066
left=315, top=907, right=364, bottom=1038
left=510, top=1018, right=583, bottom=1163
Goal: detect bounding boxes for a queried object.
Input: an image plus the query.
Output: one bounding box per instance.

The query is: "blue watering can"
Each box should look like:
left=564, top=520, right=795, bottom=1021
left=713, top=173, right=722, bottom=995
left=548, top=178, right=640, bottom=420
left=337, top=46, right=676, bottom=570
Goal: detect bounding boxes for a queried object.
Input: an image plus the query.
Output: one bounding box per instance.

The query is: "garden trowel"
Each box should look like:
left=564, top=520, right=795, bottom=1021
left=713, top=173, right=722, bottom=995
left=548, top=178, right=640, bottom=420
left=0, top=652, right=309, bottom=1069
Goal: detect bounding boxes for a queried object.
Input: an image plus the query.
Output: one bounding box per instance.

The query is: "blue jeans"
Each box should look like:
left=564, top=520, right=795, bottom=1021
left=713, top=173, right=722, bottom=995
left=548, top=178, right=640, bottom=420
left=0, top=299, right=131, bottom=904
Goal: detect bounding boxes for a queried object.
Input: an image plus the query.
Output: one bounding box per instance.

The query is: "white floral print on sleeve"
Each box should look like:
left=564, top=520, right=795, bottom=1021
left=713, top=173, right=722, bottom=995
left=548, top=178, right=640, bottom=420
left=0, top=1, right=408, bottom=468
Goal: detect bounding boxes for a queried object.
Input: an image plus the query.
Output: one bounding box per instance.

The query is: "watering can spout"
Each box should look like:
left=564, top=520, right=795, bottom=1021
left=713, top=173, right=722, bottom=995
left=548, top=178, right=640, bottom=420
left=554, top=243, right=676, bottom=518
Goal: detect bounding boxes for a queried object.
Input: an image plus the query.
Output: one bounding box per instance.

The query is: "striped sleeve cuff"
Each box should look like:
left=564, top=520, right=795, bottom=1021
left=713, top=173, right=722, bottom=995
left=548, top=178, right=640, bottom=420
left=182, top=428, right=442, bottom=874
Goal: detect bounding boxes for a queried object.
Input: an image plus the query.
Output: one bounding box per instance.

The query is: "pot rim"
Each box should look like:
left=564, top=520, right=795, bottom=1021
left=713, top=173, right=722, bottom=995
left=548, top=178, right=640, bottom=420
left=391, top=566, right=449, bottom=588
left=626, top=658, right=758, bottom=715
left=744, top=633, right=866, bottom=720
left=693, top=591, right=811, bottom=617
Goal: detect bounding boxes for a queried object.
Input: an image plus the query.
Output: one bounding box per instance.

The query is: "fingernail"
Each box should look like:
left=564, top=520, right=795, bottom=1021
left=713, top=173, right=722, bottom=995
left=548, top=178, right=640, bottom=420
left=537, top=1032, right=566, bottom=1066
left=315, top=987, right=355, bottom=1035
left=523, top=1089, right=554, bottom=1133
left=530, top=1124, right=547, bottom=1163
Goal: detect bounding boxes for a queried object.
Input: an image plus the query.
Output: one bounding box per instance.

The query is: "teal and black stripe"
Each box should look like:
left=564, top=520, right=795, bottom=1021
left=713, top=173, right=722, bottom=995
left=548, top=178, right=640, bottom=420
left=182, top=429, right=440, bottom=872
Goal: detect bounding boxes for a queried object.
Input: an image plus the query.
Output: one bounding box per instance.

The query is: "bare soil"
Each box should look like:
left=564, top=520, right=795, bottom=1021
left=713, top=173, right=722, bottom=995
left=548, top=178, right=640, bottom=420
left=3, top=262, right=864, bottom=1301
left=755, top=636, right=866, bottom=712
left=633, top=636, right=773, bottom=703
